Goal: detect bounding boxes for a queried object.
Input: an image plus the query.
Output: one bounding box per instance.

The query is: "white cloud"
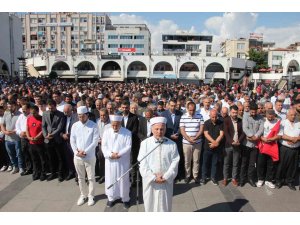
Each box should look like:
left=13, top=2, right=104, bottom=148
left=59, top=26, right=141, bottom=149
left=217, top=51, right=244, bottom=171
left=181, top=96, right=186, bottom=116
left=111, top=13, right=300, bottom=54
left=255, top=24, right=300, bottom=48
left=110, top=14, right=197, bottom=54
left=204, top=12, right=258, bottom=52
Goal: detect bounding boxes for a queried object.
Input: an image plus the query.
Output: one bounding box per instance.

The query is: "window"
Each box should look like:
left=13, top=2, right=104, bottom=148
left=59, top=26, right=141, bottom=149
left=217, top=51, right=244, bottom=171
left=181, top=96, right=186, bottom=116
left=135, top=53, right=144, bottom=55
left=108, top=44, right=118, bottom=48
left=71, top=43, right=78, bottom=48
left=134, top=44, right=144, bottom=49
left=61, top=34, right=66, bottom=40
left=206, top=45, right=212, bottom=52
left=51, top=35, right=55, bottom=40
left=272, top=55, right=282, bottom=60
left=30, top=18, right=37, bottom=24
left=31, top=45, right=36, bottom=49
left=73, top=26, right=79, bottom=31
left=50, top=18, right=56, bottom=23
left=71, top=34, right=78, bottom=40
left=61, top=17, right=67, bottom=23
left=38, top=27, right=45, bottom=32
left=120, top=44, right=133, bottom=48
left=30, top=35, right=38, bottom=40
left=80, top=35, right=87, bottom=40
left=80, top=26, right=87, bottom=31
left=30, top=27, right=37, bottom=32
left=51, top=27, right=56, bottom=31
left=237, top=43, right=245, bottom=50
left=72, top=18, right=79, bottom=24
left=61, top=43, right=66, bottom=49
left=80, top=17, right=87, bottom=23
left=134, top=35, right=144, bottom=39
left=237, top=53, right=245, bottom=58
left=120, top=35, right=133, bottom=39
left=38, top=18, right=45, bottom=23
left=108, top=35, right=118, bottom=39
left=51, top=44, right=55, bottom=48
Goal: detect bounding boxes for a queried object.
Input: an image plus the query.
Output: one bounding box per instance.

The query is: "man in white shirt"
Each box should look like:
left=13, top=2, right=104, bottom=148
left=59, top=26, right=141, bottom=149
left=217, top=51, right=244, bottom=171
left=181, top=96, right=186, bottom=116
left=275, top=109, right=300, bottom=191
left=15, top=103, right=32, bottom=176
left=70, top=106, right=99, bottom=206
left=199, top=97, right=212, bottom=122
left=138, top=117, right=179, bottom=212
left=274, top=100, right=286, bottom=120
left=52, top=91, right=66, bottom=112
left=102, top=114, right=132, bottom=209
left=257, top=109, right=283, bottom=189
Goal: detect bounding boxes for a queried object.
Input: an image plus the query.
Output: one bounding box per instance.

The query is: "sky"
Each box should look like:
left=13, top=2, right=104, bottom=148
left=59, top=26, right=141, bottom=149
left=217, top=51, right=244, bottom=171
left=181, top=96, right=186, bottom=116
left=109, top=12, right=300, bottom=53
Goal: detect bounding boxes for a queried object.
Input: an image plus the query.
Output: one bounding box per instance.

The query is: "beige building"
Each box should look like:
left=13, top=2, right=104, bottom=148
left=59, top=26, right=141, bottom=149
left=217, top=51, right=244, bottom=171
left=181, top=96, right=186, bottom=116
left=19, top=12, right=111, bottom=57
left=220, top=38, right=249, bottom=59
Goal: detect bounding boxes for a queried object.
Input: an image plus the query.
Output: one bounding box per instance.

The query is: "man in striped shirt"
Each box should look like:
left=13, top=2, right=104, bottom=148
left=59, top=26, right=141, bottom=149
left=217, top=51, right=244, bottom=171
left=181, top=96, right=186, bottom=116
left=180, top=101, right=204, bottom=184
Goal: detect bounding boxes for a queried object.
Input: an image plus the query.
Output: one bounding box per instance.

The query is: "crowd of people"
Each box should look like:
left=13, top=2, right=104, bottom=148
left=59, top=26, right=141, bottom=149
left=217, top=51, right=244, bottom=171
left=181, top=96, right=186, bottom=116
left=0, top=77, right=299, bottom=212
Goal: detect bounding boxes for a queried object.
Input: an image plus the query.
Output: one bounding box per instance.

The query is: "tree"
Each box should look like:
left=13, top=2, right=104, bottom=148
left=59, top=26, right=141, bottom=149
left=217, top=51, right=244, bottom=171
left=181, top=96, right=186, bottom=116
left=48, top=71, right=58, bottom=80
left=248, top=48, right=268, bottom=72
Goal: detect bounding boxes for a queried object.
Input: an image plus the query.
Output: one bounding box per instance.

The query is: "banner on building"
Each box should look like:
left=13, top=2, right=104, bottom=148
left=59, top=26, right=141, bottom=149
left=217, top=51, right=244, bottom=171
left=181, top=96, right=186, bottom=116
left=118, top=48, right=136, bottom=53
left=249, top=33, right=263, bottom=41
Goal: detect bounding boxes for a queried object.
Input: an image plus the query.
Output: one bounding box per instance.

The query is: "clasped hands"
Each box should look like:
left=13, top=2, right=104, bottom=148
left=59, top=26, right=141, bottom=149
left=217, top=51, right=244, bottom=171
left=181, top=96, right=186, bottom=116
left=110, top=152, right=120, bottom=159
left=76, top=149, right=87, bottom=158
left=154, top=173, right=166, bottom=184
left=209, top=140, right=219, bottom=149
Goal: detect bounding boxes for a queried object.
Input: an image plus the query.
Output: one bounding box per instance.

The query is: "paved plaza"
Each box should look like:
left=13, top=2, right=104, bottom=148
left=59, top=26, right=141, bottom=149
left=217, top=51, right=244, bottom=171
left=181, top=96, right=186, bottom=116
left=0, top=172, right=299, bottom=212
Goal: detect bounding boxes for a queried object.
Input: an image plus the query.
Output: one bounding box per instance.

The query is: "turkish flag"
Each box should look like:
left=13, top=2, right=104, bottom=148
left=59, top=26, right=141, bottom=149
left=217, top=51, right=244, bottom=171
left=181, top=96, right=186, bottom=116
left=258, top=120, right=281, bottom=162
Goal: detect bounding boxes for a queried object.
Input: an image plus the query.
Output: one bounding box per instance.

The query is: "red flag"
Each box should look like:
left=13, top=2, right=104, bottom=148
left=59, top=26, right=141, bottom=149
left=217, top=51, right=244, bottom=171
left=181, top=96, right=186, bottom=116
left=258, top=120, right=281, bottom=162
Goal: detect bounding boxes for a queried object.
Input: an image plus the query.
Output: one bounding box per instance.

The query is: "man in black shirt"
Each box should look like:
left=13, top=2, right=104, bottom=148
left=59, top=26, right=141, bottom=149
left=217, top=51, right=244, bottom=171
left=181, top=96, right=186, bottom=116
left=201, top=109, right=224, bottom=185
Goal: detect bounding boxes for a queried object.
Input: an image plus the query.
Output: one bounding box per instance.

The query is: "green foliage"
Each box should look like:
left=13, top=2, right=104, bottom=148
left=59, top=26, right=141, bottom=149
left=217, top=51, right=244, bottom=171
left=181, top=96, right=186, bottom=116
left=48, top=71, right=58, bottom=80
left=248, top=48, right=268, bottom=72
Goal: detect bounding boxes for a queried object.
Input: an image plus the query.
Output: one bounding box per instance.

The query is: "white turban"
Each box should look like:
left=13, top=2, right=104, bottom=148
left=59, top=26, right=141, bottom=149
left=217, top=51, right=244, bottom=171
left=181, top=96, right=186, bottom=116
left=150, top=117, right=167, bottom=126
left=109, top=115, right=123, bottom=122
left=77, top=106, right=88, bottom=115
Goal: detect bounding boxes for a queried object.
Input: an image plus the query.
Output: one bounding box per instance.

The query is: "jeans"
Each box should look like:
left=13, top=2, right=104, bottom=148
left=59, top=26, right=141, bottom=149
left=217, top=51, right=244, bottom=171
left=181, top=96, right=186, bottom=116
left=202, top=148, right=220, bottom=180
left=5, top=140, right=23, bottom=169
left=223, top=146, right=241, bottom=180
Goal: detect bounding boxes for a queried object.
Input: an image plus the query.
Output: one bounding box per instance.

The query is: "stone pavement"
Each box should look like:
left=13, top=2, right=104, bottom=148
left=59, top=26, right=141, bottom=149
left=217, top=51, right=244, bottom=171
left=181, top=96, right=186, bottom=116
left=0, top=172, right=299, bottom=212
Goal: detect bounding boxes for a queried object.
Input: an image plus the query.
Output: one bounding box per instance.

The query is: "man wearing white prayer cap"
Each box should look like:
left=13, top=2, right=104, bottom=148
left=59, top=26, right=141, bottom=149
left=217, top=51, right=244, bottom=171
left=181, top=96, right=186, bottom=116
left=70, top=105, right=99, bottom=206
left=102, top=114, right=132, bottom=209
left=138, top=116, right=180, bottom=212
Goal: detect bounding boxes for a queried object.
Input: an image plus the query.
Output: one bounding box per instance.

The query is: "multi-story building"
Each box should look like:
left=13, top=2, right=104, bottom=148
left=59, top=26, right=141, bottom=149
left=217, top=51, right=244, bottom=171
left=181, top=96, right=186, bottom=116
left=19, top=12, right=111, bottom=57
left=162, top=34, right=213, bottom=57
left=103, top=24, right=151, bottom=56
left=262, top=42, right=276, bottom=51
left=0, top=13, right=23, bottom=77
left=220, top=38, right=249, bottom=59
left=267, top=48, right=294, bottom=71
left=287, top=42, right=300, bottom=51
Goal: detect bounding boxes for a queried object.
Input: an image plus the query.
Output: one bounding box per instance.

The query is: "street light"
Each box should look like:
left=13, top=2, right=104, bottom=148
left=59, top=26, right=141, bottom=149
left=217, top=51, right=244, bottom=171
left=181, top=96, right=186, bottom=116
left=74, top=66, right=78, bottom=83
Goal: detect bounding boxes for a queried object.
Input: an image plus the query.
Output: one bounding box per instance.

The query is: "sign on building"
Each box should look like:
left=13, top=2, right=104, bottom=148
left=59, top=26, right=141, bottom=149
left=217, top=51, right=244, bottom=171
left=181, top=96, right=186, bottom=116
left=118, top=48, right=136, bottom=53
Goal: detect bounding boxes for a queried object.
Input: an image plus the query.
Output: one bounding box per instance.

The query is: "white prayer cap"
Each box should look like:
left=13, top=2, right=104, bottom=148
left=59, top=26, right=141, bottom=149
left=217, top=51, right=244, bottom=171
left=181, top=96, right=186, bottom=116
left=150, top=117, right=167, bottom=126
left=109, top=115, right=123, bottom=122
left=77, top=106, right=88, bottom=115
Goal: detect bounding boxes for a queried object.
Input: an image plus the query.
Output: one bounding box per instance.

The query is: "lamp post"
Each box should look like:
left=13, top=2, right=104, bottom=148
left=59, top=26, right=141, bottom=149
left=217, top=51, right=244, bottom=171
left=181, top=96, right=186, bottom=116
left=18, top=57, right=27, bottom=83
left=74, top=66, right=78, bottom=84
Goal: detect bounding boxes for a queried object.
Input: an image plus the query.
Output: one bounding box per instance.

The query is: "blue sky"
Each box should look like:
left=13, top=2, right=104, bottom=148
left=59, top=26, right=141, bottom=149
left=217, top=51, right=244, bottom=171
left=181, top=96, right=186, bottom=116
left=110, top=12, right=300, bottom=52
left=111, top=12, right=300, bottom=31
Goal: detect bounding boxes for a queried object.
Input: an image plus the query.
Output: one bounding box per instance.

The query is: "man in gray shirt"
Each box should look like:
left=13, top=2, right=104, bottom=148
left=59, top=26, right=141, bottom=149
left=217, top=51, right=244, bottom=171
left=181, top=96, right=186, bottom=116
left=1, top=101, right=23, bottom=174
left=240, top=103, right=264, bottom=187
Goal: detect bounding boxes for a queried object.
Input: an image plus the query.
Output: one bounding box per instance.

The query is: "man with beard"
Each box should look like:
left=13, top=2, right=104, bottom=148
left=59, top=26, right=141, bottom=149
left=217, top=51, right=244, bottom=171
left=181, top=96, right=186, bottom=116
left=120, top=100, right=139, bottom=187
left=42, top=99, right=66, bottom=181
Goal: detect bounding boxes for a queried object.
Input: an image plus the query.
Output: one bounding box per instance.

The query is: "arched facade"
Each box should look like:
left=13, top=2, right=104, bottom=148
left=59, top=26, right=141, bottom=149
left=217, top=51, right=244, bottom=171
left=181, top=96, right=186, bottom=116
left=51, top=61, right=71, bottom=71
left=0, top=59, right=9, bottom=75
left=101, top=61, right=122, bottom=78
left=77, top=61, right=96, bottom=71
left=179, top=61, right=200, bottom=79
left=287, top=60, right=300, bottom=73
left=127, top=61, right=148, bottom=78
left=205, top=62, right=225, bottom=79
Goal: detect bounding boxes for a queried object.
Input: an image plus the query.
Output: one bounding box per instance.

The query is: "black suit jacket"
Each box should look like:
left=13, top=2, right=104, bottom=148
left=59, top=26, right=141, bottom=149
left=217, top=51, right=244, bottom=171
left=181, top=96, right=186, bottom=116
left=138, top=117, right=150, bottom=141
left=42, top=110, right=66, bottom=144
left=161, top=110, right=182, bottom=139
left=61, top=113, right=79, bottom=135
left=121, top=112, right=139, bottom=137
